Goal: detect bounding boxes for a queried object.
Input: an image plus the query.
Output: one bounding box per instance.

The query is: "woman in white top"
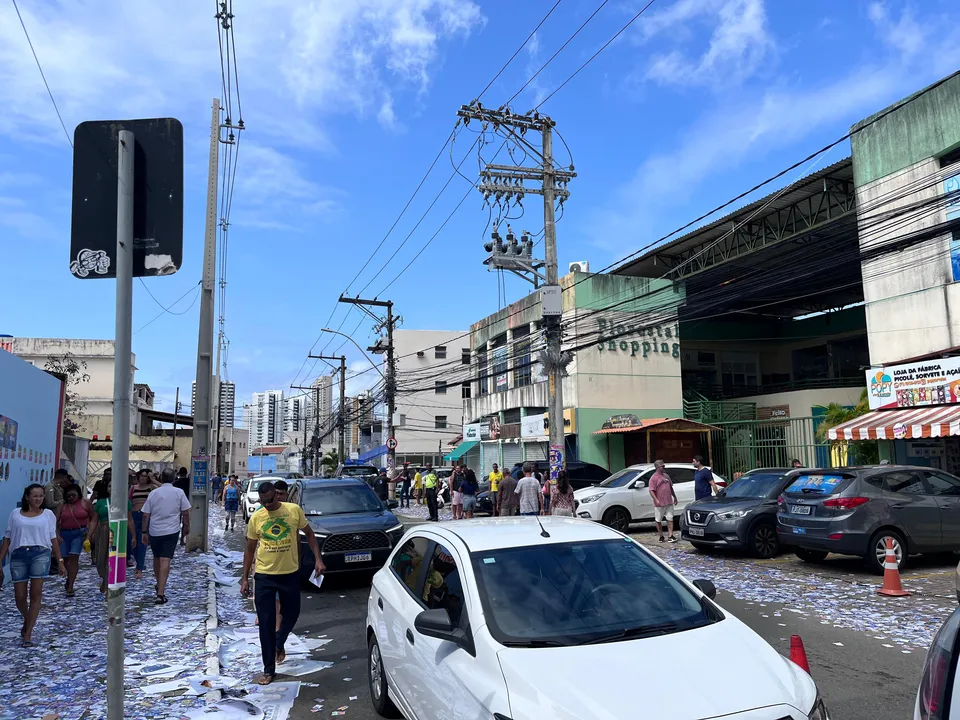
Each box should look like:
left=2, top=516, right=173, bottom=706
left=0, top=483, right=65, bottom=646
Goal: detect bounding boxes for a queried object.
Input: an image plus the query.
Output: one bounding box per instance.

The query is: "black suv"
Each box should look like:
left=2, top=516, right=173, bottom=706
left=680, top=468, right=801, bottom=558
left=475, top=460, right=610, bottom=515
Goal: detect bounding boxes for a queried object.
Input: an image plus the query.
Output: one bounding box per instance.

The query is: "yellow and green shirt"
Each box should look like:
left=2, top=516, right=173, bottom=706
left=247, top=502, right=308, bottom=575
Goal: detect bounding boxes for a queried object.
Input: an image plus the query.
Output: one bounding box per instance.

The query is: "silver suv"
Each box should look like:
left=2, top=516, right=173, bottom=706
left=777, top=465, right=960, bottom=574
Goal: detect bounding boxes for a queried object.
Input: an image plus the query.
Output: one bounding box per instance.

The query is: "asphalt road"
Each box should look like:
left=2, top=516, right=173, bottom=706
left=223, top=518, right=934, bottom=720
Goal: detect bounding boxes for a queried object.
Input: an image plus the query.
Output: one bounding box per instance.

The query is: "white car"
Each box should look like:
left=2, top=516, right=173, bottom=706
left=366, top=517, right=827, bottom=720
left=916, top=606, right=960, bottom=719
left=241, top=476, right=273, bottom=521
left=573, top=463, right=727, bottom=532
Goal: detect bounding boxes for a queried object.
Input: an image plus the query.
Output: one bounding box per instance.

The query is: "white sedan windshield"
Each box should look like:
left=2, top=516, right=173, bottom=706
left=472, top=539, right=718, bottom=646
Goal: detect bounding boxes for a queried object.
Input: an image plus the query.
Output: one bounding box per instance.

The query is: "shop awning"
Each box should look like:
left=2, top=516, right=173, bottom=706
left=592, top=418, right=718, bottom=435
left=444, top=441, right=479, bottom=462
left=827, top=406, right=960, bottom=441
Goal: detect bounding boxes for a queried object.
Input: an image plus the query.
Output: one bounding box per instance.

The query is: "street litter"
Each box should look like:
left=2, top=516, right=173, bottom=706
left=276, top=659, right=335, bottom=677
left=185, top=699, right=265, bottom=719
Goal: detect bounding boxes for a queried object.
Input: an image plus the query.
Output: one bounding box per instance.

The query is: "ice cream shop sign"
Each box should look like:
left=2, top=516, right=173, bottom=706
left=596, top=319, right=679, bottom=359
left=866, top=355, right=960, bottom=410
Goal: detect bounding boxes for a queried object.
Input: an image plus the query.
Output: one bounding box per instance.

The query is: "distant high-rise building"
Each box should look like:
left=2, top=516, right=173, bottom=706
left=244, top=390, right=284, bottom=447
left=312, top=375, right=334, bottom=431
left=192, top=380, right=236, bottom=428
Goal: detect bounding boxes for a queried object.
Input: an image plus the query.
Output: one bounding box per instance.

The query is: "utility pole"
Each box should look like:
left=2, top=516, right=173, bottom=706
left=457, top=103, right=575, bottom=484
left=189, top=98, right=220, bottom=553
left=171, top=387, right=180, bottom=465
left=308, top=354, right=347, bottom=464
left=336, top=297, right=396, bottom=488
left=290, top=384, right=320, bottom=475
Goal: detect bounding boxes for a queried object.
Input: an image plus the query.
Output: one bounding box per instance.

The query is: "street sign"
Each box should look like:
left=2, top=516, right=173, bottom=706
left=192, top=455, right=209, bottom=494
left=70, top=118, right=184, bottom=279
left=386, top=437, right=398, bottom=450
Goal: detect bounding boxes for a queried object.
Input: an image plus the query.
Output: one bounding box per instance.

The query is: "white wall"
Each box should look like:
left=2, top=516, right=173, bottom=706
left=737, top=387, right=864, bottom=419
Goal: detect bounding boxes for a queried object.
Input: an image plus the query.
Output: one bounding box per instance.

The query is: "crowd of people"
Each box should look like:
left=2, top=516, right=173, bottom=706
left=0, top=465, right=194, bottom=646
left=391, top=460, right=576, bottom=522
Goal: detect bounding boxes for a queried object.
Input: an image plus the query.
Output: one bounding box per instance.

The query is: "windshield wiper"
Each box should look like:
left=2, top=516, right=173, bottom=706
left=501, top=639, right=568, bottom=648
left=800, top=488, right=825, bottom=494
left=578, top=622, right=679, bottom=645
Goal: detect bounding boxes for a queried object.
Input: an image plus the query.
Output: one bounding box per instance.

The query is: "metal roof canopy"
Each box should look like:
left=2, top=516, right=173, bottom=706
left=614, top=158, right=863, bottom=318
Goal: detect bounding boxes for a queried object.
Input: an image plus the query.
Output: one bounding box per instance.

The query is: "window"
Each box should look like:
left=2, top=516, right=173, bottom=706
left=435, top=345, right=447, bottom=360
left=391, top=536, right=431, bottom=596
left=491, top=335, right=508, bottom=392
left=435, top=381, right=447, bottom=395
left=461, top=349, right=471, bottom=365
left=883, top=471, right=927, bottom=496
left=477, top=348, right=489, bottom=396
left=669, top=468, right=696, bottom=485
left=423, top=543, right=465, bottom=626
left=461, top=382, right=471, bottom=399
left=514, top=325, right=532, bottom=388
left=926, top=471, right=960, bottom=496
left=435, top=416, right=448, bottom=429
left=599, top=469, right=641, bottom=488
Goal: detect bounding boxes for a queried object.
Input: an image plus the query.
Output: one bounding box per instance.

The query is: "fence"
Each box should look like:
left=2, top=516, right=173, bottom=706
left=708, top=416, right=834, bottom=479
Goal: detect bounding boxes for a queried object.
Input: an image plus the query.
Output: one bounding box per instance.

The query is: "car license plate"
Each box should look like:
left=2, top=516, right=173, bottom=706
left=792, top=527, right=807, bottom=534
left=345, top=552, right=372, bottom=563
left=688, top=527, right=705, bottom=537
left=790, top=505, right=811, bottom=515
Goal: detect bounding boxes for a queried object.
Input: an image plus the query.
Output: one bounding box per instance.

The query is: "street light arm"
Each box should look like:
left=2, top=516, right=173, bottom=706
left=320, top=328, right=386, bottom=380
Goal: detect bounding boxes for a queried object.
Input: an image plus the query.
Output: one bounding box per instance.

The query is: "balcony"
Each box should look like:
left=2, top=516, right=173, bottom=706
left=685, top=376, right=864, bottom=401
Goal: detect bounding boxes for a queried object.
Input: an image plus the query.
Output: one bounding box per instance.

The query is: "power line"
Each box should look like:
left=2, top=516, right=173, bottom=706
left=10, top=0, right=73, bottom=148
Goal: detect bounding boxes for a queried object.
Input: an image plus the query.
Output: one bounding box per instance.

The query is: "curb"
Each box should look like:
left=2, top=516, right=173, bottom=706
left=204, top=565, right=221, bottom=701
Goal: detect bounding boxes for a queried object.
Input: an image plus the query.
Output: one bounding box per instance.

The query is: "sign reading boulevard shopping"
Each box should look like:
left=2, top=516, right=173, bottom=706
left=866, top=356, right=960, bottom=410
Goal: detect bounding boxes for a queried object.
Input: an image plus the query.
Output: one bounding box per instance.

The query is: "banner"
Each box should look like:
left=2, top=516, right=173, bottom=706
left=107, top=518, right=127, bottom=590
left=866, top=357, right=960, bottom=410
left=521, top=414, right=547, bottom=439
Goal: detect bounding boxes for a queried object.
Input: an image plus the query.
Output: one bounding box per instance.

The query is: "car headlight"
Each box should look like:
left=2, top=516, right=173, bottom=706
left=579, top=493, right=605, bottom=504
left=716, top=509, right=749, bottom=520
left=386, top=523, right=404, bottom=534
left=808, top=695, right=829, bottom=720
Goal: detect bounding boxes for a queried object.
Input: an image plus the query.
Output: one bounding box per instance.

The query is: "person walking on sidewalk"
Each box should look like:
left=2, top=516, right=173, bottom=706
left=649, top=460, right=678, bottom=543
left=398, top=463, right=412, bottom=509
left=497, top=469, right=519, bottom=516
left=241, top=481, right=324, bottom=686
left=692, top=455, right=719, bottom=500
left=423, top=464, right=439, bottom=521
left=413, top=468, right=423, bottom=505
left=140, top=469, right=190, bottom=604
left=89, top=476, right=137, bottom=595
left=516, top=462, right=543, bottom=516
left=0, top=483, right=66, bottom=646
left=173, top=467, right=191, bottom=546
left=450, top=464, right=464, bottom=520
left=57, top=484, right=94, bottom=596
left=43, top=468, right=71, bottom=519
left=130, top=468, right=160, bottom=580
left=460, top=467, right=479, bottom=519
left=550, top=470, right=576, bottom=517
left=223, top=476, right=241, bottom=531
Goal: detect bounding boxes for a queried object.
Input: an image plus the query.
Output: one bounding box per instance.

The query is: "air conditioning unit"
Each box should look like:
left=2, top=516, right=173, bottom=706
left=569, top=261, right=590, bottom=274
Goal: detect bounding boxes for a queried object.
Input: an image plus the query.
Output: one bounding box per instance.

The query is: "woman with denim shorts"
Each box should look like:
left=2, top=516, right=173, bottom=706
left=57, top=484, right=94, bottom=596
left=0, top=483, right=65, bottom=646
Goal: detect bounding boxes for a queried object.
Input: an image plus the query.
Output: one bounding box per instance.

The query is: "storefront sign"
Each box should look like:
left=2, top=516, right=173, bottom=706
left=462, top=417, right=501, bottom=441
left=601, top=414, right=641, bottom=430
left=866, top=356, right=960, bottom=410
left=521, top=414, right=547, bottom=439
left=758, top=405, right=790, bottom=420
left=595, top=319, right=680, bottom=359
left=542, top=408, right=577, bottom=435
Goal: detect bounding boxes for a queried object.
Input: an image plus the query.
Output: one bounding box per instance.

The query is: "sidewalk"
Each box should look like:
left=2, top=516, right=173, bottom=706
left=393, top=501, right=451, bottom=522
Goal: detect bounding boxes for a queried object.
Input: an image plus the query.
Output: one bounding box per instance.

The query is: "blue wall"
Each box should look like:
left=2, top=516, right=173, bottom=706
left=247, top=455, right=277, bottom=475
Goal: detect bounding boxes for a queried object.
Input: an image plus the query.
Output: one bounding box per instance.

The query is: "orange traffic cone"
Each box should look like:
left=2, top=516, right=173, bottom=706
left=789, top=635, right=810, bottom=674
left=877, top=537, right=910, bottom=597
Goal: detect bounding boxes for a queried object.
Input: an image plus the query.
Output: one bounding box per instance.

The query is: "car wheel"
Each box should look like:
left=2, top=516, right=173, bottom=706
left=368, top=634, right=400, bottom=718
left=866, top=529, right=905, bottom=576
left=795, top=548, right=829, bottom=563
left=750, top=523, right=780, bottom=559
left=601, top=506, right=631, bottom=532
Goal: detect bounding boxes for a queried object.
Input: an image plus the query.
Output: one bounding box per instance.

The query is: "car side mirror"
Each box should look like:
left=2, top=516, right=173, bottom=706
left=386, top=499, right=399, bottom=509
left=634, top=481, right=647, bottom=489
left=693, top=579, right=717, bottom=600
left=414, top=609, right=474, bottom=654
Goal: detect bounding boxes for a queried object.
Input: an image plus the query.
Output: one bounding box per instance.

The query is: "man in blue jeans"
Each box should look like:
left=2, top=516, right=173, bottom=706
left=515, top=462, right=543, bottom=516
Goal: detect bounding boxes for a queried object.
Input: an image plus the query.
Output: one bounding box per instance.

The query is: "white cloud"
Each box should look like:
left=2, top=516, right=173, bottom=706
left=868, top=3, right=925, bottom=59
left=639, top=0, right=773, bottom=87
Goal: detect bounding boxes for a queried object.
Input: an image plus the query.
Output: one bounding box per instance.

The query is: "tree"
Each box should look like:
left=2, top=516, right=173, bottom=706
left=815, top=389, right=879, bottom=465
left=320, top=449, right=340, bottom=475
left=44, top=353, right=91, bottom=436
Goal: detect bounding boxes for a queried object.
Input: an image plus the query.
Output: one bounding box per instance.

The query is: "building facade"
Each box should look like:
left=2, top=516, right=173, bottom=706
left=218, top=426, right=249, bottom=476
left=245, top=390, right=284, bottom=447
left=192, top=380, right=236, bottom=429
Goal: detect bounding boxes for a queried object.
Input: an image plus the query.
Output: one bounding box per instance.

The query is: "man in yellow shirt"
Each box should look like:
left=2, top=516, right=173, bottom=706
left=413, top=469, right=423, bottom=505
left=488, top=463, right=503, bottom=515
left=241, top=481, right=324, bottom=685
left=423, top=463, right=439, bottom=521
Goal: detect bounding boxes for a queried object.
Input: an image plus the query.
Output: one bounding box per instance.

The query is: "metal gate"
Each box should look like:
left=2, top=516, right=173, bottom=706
left=523, top=441, right=547, bottom=463
left=502, top=442, right=522, bottom=473
left=708, top=416, right=833, bottom=479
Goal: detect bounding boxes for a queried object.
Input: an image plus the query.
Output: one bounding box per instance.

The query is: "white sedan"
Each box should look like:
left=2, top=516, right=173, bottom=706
left=574, top=463, right=728, bottom=532
left=366, top=517, right=827, bottom=720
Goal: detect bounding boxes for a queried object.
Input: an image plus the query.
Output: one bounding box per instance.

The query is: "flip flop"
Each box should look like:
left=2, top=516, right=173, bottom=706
left=256, top=673, right=275, bottom=686
left=66, top=589, right=76, bottom=598
left=21, top=640, right=34, bottom=648
left=155, top=594, right=168, bottom=605
left=276, top=649, right=286, bottom=665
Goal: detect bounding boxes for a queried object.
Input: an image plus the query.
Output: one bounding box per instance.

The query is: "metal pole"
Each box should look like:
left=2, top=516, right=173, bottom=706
left=303, top=395, right=310, bottom=475
left=107, top=127, right=135, bottom=720
left=213, top=342, right=222, bottom=475
left=386, top=302, right=397, bottom=493
left=542, top=121, right=565, bottom=485
left=189, top=98, right=220, bottom=552
left=171, top=387, right=179, bottom=466
left=339, top=355, right=346, bottom=463
left=313, top=385, right=320, bottom=474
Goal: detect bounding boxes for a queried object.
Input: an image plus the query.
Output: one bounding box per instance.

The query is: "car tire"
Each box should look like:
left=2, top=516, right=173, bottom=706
left=749, top=523, right=780, bottom=559
left=795, top=548, right=828, bottom=563
left=368, top=634, right=401, bottom=718
left=866, top=528, right=906, bottom=576
left=601, top=506, right=631, bottom=532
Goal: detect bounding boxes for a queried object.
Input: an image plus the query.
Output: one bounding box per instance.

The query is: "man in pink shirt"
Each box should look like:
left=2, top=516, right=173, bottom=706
left=648, top=460, right=678, bottom=543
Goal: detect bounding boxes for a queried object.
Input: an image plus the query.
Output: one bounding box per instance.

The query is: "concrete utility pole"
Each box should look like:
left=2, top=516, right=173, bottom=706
left=290, top=384, right=319, bottom=474
left=334, top=297, right=396, bottom=483
left=456, top=103, right=575, bottom=484
left=189, top=98, right=220, bottom=553
left=306, top=354, right=348, bottom=466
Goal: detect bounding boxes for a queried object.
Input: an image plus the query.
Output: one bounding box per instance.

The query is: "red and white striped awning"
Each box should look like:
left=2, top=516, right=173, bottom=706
left=827, top=406, right=960, bottom=441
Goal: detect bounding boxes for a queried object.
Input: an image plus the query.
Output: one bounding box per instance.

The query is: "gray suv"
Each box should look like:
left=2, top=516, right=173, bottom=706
left=777, top=465, right=960, bottom=574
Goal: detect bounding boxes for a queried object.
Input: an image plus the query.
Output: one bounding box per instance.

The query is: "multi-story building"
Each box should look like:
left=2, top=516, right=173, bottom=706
left=192, top=380, right=236, bottom=429
left=244, top=390, right=284, bottom=447
left=283, top=394, right=313, bottom=435
left=312, top=375, right=335, bottom=431
left=218, top=426, right=249, bottom=476
left=382, top=330, right=468, bottom=467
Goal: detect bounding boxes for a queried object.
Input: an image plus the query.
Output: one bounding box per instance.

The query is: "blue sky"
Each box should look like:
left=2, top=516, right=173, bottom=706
left=2, top=0, right=959, bottom=422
